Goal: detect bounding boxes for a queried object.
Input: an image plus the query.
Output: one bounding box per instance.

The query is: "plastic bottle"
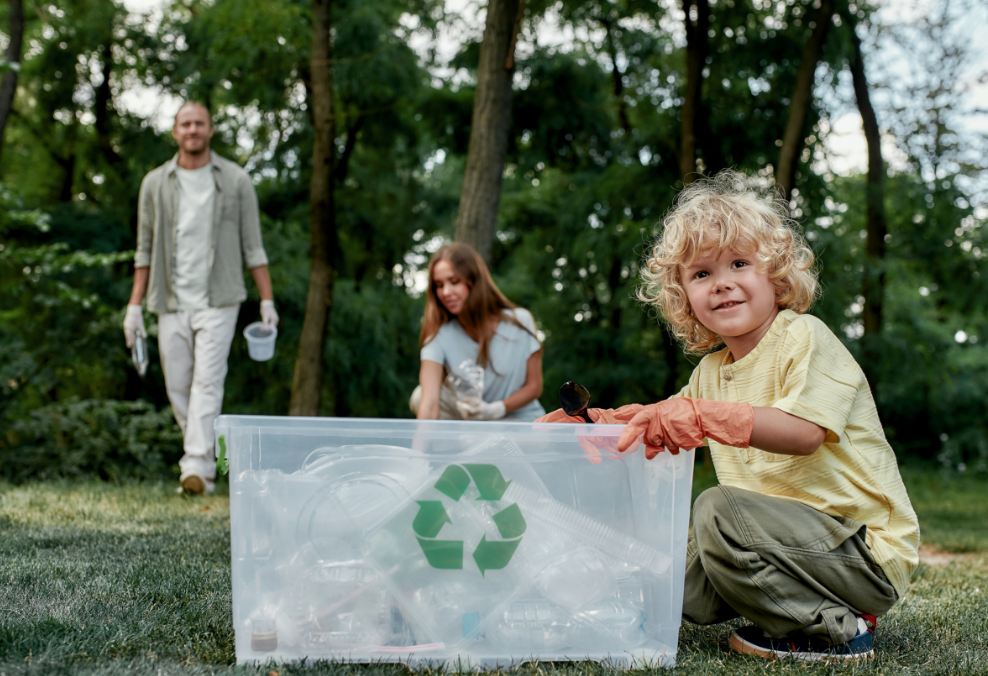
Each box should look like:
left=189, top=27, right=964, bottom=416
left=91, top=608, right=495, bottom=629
left=446, top=359, right=484, bottom=400
left=487, top=597, right=646, bottom=653
left=131, top=331, right=148, bottom=377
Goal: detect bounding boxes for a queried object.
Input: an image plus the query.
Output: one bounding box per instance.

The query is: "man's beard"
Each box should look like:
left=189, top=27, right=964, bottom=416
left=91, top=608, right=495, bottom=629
left=183, top=140, right=208, bottom=155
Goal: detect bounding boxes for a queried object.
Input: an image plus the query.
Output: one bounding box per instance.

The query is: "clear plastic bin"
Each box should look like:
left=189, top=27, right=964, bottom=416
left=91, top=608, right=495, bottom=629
left=218, top=416, right=695, bottom=670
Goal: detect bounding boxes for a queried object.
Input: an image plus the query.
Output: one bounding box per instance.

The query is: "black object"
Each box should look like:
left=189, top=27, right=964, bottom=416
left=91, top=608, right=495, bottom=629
left=559, top=381, right=593, bottom=423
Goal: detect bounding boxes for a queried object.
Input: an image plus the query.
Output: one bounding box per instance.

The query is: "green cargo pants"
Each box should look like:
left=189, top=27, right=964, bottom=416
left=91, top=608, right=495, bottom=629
left=683, top=485, right=898, bottom=645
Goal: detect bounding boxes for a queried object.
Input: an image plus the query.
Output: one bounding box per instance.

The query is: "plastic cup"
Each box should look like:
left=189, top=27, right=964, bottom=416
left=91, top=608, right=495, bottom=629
left=244, top=322, right=277, bottom=361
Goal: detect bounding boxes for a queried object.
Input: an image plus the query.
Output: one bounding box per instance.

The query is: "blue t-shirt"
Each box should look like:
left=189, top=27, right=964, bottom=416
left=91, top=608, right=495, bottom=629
left=420, top=308, right=546, bottom=422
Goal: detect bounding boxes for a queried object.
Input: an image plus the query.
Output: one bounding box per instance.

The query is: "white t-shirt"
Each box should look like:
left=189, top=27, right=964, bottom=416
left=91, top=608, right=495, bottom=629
left=420, top=308, right=546, bottom=422
left=174, top=165, right=215, bottom=310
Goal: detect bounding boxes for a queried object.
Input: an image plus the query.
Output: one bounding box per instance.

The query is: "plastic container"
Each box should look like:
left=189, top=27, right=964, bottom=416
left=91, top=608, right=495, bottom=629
left=243, top=322, right=277, bottom=361
left=218, top=416, right=695, bottom=670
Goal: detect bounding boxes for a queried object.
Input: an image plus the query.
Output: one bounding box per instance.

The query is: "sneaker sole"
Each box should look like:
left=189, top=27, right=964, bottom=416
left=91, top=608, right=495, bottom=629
left=181, top=475, right=206, bottom=495
left=729, top=632, right=874, bottom=662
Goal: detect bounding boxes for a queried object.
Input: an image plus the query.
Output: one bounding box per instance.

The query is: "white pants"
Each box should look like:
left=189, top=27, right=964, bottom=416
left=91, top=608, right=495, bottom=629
left=158, top=305, right=240, bottom=481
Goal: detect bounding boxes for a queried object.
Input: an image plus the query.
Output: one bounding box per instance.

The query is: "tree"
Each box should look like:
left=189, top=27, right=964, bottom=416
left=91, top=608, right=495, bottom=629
left=680, top=0, right=708, bottom=183
left=454, top=0, right=525, bottom=263
left=841, top=7, right=887, bottom=393
left=290, top=0, right=338, bottom=416
left=776, top=0, right=834, bottom=200
left=0, top=0, right=23, bottom=162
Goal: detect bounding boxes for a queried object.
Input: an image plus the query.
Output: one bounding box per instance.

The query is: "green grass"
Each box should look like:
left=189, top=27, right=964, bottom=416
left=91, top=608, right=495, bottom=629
left=1, top=467, right=986, bottom=675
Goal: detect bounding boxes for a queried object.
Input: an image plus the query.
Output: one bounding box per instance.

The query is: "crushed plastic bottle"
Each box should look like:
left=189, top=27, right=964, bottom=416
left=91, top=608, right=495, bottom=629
left=131, top=331, right=148, bottom=377
left=446, top=359, right=485, bottom=400
left=487, top=597, right=646, bottom=653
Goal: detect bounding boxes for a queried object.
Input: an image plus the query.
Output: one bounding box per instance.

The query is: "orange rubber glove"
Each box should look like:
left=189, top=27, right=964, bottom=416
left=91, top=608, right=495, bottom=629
left=535, top=404, right=645, bottom=425
left=616, top=398, right=754, bottom=460
left=535, top=404, right=647, bottom=464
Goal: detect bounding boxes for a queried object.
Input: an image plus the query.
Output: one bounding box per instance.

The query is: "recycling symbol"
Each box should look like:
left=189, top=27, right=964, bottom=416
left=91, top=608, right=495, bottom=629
left=413, top=464, right=526, bottom=575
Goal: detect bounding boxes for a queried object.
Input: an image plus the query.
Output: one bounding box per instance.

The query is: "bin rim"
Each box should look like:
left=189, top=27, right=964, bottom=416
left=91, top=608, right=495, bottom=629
left=214, top=414, right=633, bottom=442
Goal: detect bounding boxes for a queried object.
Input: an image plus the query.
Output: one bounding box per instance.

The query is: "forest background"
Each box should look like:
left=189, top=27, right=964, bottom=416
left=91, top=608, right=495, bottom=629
left=1, top=0, right=986, bottom=481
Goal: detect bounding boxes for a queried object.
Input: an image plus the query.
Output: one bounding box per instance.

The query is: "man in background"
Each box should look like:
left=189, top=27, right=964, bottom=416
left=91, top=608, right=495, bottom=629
left=123, top=101, right=278, bottom=495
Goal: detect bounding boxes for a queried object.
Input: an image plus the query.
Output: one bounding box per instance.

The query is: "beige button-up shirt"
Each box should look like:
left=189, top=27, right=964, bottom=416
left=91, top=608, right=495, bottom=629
left=134, top=152, right=269, bottom=315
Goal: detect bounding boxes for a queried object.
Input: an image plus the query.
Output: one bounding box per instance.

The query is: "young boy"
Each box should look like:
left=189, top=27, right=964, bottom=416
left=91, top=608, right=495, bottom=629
left=538, top=170, right=919, bottom=661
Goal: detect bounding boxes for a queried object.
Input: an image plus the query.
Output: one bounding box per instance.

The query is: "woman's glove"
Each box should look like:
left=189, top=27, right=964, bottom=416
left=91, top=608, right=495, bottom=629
left=456, top=398, right=507, bottom=421
left=617, top=398, right=754, bottom=459
left=123, top=304, right=145, bottom=348
left=260, top=299, right=279, bottom=328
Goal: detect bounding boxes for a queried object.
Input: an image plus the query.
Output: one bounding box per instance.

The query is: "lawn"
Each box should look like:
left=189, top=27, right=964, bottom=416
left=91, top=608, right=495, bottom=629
left=0, top=466, right=986, bottom=675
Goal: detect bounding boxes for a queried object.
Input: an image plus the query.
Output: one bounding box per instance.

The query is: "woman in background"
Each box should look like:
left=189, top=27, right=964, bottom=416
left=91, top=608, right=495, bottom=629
left=410, top=243, right=545, bottom=422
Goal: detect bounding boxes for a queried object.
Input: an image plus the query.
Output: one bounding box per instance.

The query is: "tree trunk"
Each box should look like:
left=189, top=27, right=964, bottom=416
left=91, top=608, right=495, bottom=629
left=0, top=0, right=25, bottom=165
left=601, top=16, right=631, bottom=135
left=95, top=42, right=124, bottom=172
left=290, top=0, right=337, bottom=416
left=680, top=0, right=709, bottom=184
left=454, top=0, right=524, bottom=264
left=844, top=9, right=886, bottom=395
left=776, top=0, right=834, bottom=200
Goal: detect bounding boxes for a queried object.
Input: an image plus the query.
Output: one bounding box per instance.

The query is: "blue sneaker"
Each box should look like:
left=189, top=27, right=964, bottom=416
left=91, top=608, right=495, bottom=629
left=729, top=616, right=875, bottom=662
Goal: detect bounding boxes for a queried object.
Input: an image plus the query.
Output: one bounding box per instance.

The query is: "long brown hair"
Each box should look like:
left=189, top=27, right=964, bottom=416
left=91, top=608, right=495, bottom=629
left=419, top=243, right=538, bottom=368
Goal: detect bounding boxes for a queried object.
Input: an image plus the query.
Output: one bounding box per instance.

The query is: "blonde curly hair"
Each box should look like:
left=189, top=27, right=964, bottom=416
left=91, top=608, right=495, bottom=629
left=638, top=170, right=819, bottom=354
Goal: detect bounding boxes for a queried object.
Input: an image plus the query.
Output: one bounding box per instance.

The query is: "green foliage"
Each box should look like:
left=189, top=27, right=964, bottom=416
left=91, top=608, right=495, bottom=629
left=0, top=399, right=182, bottom=483
left=0, top=0, right=986, bottom=481
left=0, top=193, right=145, bottom=421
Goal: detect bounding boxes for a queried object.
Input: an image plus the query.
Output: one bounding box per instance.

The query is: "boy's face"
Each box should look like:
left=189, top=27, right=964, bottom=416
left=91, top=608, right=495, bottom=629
left=681, top=247, right=781, bottom=359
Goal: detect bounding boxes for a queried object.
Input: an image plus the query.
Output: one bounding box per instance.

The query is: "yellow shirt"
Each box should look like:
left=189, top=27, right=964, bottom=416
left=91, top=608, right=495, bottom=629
left=679, top=310, right=920, bottom=597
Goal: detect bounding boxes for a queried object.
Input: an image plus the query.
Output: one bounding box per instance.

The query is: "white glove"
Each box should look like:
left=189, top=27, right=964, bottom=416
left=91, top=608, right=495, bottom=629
left=123, top=304, right=145, bottom=348
left=456, top=397, right=507, bottom=421
left=260, top=299, right=279, bottom=328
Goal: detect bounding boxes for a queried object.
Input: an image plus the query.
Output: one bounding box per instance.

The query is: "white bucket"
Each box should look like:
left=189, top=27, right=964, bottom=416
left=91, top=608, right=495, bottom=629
left=243, top=322, right=277, bottom=361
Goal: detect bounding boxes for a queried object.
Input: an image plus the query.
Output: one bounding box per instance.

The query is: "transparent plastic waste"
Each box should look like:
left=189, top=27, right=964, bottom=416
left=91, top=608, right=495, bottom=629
left=536, top=546, right=617, bottom=610
left=487, top=597, right=646, bottom=652
left=446, top=359, right=485, bottom=400
left=503, top=481, right=672, bottom=575
left=294, top=561, right=394, bottom=649
left=221, top=416, right=695, bottom=669
left=131, top=331, right=148, bottom=377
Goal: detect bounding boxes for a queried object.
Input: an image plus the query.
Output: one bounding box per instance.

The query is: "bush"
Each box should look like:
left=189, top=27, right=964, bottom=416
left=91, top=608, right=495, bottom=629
left=0, top=399, right=182, bottom=483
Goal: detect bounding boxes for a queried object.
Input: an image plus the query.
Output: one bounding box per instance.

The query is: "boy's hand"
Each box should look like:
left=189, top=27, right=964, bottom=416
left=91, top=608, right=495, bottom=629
left=617, top=398, right=754, bottom=459
left=536, top=404, right=648, bottom=464
left=535, top=403, right=646, bottom=424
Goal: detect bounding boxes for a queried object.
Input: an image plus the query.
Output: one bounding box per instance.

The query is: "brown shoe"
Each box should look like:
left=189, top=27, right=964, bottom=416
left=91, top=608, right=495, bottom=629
left=180, top=474, right=206, bottom=495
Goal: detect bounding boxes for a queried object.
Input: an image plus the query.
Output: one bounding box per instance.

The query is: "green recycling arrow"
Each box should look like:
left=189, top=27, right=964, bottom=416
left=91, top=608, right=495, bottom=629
left=473, top=535, right=522, bottom=575
left=492, top=502, right=526, bottom=539
left=414, top=463, right=525, bottom=574
left=434, top=465, right=471, bottom=501
left=416, top=537, right=463, bottom=569
left=464, top=464, right=511, bottom=500
left=412, top=501, right=452, bottom=538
